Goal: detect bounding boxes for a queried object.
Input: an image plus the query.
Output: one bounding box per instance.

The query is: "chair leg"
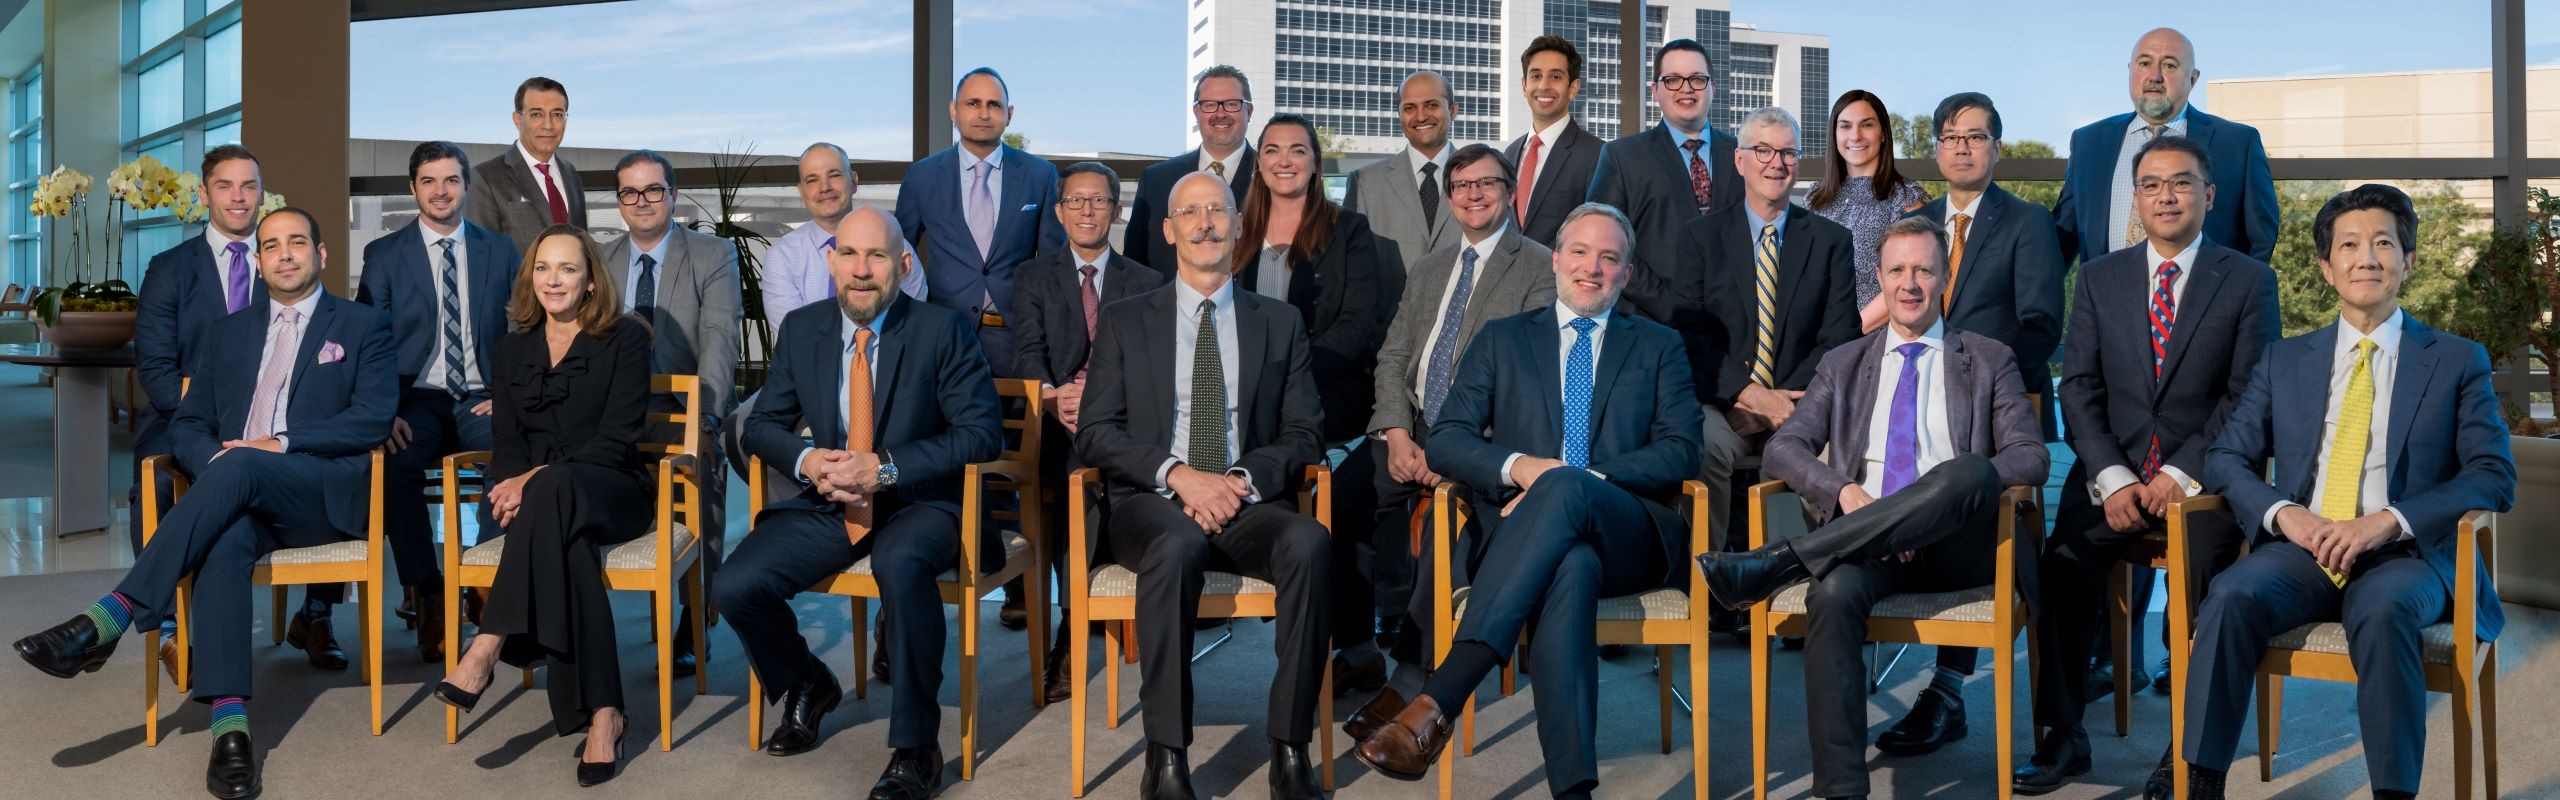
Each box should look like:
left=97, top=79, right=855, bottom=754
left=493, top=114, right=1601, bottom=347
left=2111, top=563, right=2134, bottom=737
left=1689, top=642, right=1709, bottom=800
left=1122, top=619, right=1138, bottom=664
left=1752, top=619, right=1771, bottom=800
left=1103, top=620, right=1122, bottom=730
left=961, top=584, right=981, bottom=782
left=2454, top=665, right=2476, bottom=800
left=1656, top=645, right=1674, bottom=754
left=1996, top=630, right=2017, bottom=800
left=2257, top=674, right=2279, bottom=782
left=173, top=585, right=192, bottom=693
left=445, top=577, right=463, bottom=744
left=1320, top=650, right=1335, bottom=792
left=688, top=565, right=709, bottom=694
left=145, top=626, right=162, bottom=748
left=367, top=579, right=384, bottom=736
left=747, top=668, right=764, bottom=751
left=1026, top=564, right=1050, bottom=709
left=2484, top=650, right=2501, bottom=800
left=270, top=585, right=286, bottom=645
left=850, top=597, right=870, bottom=700
left=657, top=587, right=675, bottom=752
left=1460, top=695, right=1476, bottom=757
left=1069, top=603, right=1091, bottom=798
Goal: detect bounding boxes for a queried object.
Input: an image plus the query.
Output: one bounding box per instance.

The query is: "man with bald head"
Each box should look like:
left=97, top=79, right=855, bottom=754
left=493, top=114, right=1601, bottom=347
left=1076, top=171, right=1332, bottom=800
left=1346, top=70, right=1457, bottom=279
left=717, top=205, right=1004, bottom=799
left=2057, top=27, right=2277, bottom=266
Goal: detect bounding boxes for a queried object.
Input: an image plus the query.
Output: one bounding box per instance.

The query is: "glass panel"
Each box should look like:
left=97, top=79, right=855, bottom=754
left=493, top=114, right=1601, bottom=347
left=18, top=69, right=38, bottom=124
left=136, top=0, right=184, bottom=52
left=204, top=23, right=242, bottom=112
left=206, top=119, right=240, bottom=147
left=137, top=56, right=183, bottom=135
left=124, top=223, right=184, bottom=284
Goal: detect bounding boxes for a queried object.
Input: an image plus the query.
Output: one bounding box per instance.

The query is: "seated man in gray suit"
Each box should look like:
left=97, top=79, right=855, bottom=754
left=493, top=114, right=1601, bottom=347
left=1698, top=215, right=2049, bottom=800
left=464, top=76, right=587, bottom=247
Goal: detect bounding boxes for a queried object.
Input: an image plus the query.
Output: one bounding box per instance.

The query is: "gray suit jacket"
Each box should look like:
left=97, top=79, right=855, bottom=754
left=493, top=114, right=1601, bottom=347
left=1765, top=327, right=2049, bottom=526
left=1368, top=230, right=1557, bottom=437
left=601, top=226, right=743, bottom=422
left=1343, top=149, right=1458, bottom=276
left=463, top=146, right=590, bottom=251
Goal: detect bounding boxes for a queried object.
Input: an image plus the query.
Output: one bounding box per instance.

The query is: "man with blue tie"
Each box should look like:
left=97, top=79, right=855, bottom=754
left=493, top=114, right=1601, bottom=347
left=1585, top=37, right=1742, bottom=322
left=17, top=207, right=399, bottom=800
left=715, top=206, right=1002, bottom=800
left=895, top=66, right=1067, bottom=379
left=2178, top=184, right=2514, bottom=800
left=1351, top=203, right=1703, bottom=799
left=357, top=140, right=518, bottom=663
left=2055, top=28, right=2278, bottom=267
left=1695, top=216, right=2049, bottom=800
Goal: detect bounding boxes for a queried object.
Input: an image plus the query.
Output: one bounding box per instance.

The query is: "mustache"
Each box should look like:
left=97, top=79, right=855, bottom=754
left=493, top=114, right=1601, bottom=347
left=1187, top=227, right=1228, bottom=244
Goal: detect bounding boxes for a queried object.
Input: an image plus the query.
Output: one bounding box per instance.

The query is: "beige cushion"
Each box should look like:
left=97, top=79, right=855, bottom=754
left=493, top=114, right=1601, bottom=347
left=846, top=531, right=1032, bottom=580
left=1088, top=564, right=1276, bottom=598
left=1768, top=583, right=1999, bottom=624
left=2268, top=621, right=2459, bottom=665
left=1450, top=586, right=1695, bottom=621
left=258, top=540, right=368, bottom=566
left=462, top=522, right=696, bottom=571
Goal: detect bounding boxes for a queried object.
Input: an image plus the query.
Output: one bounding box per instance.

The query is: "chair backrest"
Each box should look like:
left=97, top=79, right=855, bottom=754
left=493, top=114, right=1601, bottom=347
left=2, top=284, right=21, bottom=303
left=645, top=373, right=700, bottom=459
left=993, top=378, right=1041, bottom=465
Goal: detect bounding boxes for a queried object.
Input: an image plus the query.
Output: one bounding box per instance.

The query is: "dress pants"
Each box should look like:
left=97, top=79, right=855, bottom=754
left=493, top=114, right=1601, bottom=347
left=1325, top=439, right=1383, bottom=649
left=383, top=388, right=496, bottom=590
left=1698, top=406, right=1749, bottom=552
left=2031, top=488, right=2241, bottom=733
left=716, top=498, right=971, bottom=749
left=111, top=449, right=355, bottom=700
left=477, top=464, right=653, bottom=736
left=1376, top=443, right=1453, bottom=668
left=1789, top=454, right=2002, bottom=798
left=1104, top=493, right=1331, bottom=748
left=2181, top=539, right=2445, bottom=794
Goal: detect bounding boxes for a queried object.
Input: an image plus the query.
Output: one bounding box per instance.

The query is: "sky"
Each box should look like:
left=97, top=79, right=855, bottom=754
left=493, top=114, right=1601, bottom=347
left=350, top=0, right=2560, bottom=160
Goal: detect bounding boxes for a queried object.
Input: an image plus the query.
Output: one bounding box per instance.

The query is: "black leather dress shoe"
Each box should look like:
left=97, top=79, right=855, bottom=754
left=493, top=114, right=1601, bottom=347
left=761, top=667, right=844, bottom=757
left=206, top=730, right=261, bottom=799
left=1697, top=545, right=1810, bottom=610
left=999, top=593, right=1029, bottom=631
left=671, top=616, right=700, bottom=679
left=2011, top=728, right=2091, bottom=795
left=284, top=611, right=348, bottom=671
left=1140, top=743, right=1197, bottom=800
left=14, top=615, right=117, bottom=679
left=867, top=747, right=943, bottom=800
left=2152, top=655, right=2173, bottom=694
left=2143, top=748, right=2177, bottom=799
left=1268, top=738, right=1322, bottom=800
left=1874, top=690, right=1967, bottom=755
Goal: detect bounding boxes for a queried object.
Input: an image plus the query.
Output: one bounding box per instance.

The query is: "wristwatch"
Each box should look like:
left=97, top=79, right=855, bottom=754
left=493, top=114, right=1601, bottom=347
left=876, top=456, right=900, bottom=488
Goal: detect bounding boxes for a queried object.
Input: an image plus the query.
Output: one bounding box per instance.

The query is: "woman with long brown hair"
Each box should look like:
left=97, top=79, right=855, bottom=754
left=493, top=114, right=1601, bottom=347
left=1233, top=112, right=1389, bottom=444
left=1808, top=89, right=1931, bottom=333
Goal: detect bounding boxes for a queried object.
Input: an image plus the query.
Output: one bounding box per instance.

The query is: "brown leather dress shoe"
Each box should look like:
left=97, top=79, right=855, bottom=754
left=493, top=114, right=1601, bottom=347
left=1352, top=693, right=1453, bottom=781
left=1343, top=685, right=1406, bottom=742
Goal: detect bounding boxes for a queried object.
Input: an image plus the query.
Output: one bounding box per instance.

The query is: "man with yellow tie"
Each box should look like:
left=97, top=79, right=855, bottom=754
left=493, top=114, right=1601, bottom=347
left=2180, top=184, right=2514, bottom=800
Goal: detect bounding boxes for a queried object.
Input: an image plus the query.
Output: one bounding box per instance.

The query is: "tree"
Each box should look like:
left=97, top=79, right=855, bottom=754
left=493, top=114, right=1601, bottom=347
left=1894, top=113, right=1935, bottom=163
left=1908, top=138, right=2060, bottom=211
left=1314, top=125, right=1347, bottom=160
left=1002, top=132, right=1029, bottom=151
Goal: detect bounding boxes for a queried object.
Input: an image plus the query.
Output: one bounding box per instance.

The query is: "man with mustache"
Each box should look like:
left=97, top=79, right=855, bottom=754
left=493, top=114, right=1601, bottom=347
left=464, top=76, right=588, bottom=248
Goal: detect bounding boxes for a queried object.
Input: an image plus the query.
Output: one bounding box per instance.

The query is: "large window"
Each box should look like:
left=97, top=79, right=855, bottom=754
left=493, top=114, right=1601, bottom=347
left=8, top=67, right=39, bottom=289
left=120, top=1, right=243, bottom=276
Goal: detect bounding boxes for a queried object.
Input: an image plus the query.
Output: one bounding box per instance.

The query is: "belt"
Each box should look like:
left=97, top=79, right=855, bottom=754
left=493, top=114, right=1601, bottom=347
left=979, top=312, right=1007, bottom=328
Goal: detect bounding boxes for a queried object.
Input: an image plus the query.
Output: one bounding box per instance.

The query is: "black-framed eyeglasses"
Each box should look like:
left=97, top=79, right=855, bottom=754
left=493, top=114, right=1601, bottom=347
left=1746, top=146, right=1801, bottom=165
left=1654, top=74, right=1711, bottom=92
left=1193, top=99, right=1249, bottom=114
left=1446, top=177, right=1510, bottom=195
left=616, top=185, right=670, bottom=205
left=1936, top=133, right=1993, bottom=152
left=1058, top=195, right=1116, bottom=210
left=2135, top=177, right=2201, bottom=197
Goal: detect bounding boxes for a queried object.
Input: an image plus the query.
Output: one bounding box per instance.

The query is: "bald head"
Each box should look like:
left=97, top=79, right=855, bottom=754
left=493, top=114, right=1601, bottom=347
left=1399, top=71, right=1453, bottom=153
left=1163, top=171, right=1238, bottom=276
left=830, top=206, right=909, bottom=323
left=2129, top=27, right=2198, bottom=124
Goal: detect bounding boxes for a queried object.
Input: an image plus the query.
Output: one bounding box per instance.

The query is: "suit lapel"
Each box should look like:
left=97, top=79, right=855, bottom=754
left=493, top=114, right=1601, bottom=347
left=1525, top=122, right=1584, bottom=225
left=1947, top=188, right=2006, bottom=313
left=1587, top=312, right=1637, bottom=435
left=2387, top=316, right=2439, bottom=488
left=1102, top=253, right=1149, bottom=303
left=871, top=297, right=909, bottom=421
left=1531, top=307, right=1563, bottom=449
left=1943, top=334, right=1978, bottom=454
left=1465, top=235, right=1527, bottom=330
left=2081, top=117, right=2130, bottom=234
left=504, top=148, right=544, bottom=208
left=991, top=148, right=1030, bottom=256
left=287, top=295, right=336, bottom=399
left=1835, top=333, right=1885, bottom=478
left=1138, top=291, right=1177, bottom=443
left=810, top=307, right=847, bottom=447
left=1237, top=292, right=1270, bottom=424
left=2152, top=246, right=2230, bottom=399
left=1772, top=208, right=1811, bottom=340
left=2288, top=326, right=2341, bottom=500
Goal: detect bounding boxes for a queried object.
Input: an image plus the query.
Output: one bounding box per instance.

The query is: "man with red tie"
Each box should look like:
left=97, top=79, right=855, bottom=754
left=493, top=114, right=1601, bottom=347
left=465, top=76, right=588, bottom=249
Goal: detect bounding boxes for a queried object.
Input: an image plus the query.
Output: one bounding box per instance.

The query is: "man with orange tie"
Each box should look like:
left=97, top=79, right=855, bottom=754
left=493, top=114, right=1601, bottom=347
left=713, top=205, right=1002, bottom=800
left=464, top=77, right=589, bottom=249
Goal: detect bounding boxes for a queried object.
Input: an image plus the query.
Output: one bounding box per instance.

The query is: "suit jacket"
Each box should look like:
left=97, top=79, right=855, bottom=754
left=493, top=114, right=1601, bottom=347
left=1905, top=184, right=2066, bottom=391
left=2055, top=110, right=2280, bottom=265
left=1766, top=328, right=2049, bottom=526
left=1236, top=211, right=1392, bottom=442
left=136, top=233, right=270, bottom=458
left=355, top=220, right=519, bottom=393
left=1012, top=247, right=1166, bottom=387
left=1126, top=148, right=1256, bottom=276
left=602, top=226, right=743, bottom=421
left=1504, top=119, right=1602, bottom=248
left=744, top=295, right=1004, bottom=520
left=2204, top=314, right=2516, bottom=641
left=1425, top=307, right=1705, bottom=576
left=1369, top=231, right=1558, bottom=437
left=486, top=319, right=652, bottom=490
left=1344, top=149, right=1458, bottom=277
left=2058, top=241, right=2279, bottom=499
left=171, top=293, right=400, bottom=535
left=1672, top=204, right=1862, bottom=408
left=463, top=147, right=589, bottom=250
left=895, top=144, right=1068, bottom=330
left=1585, top=123, right=1743, bottom=321
left=1076, top=282, right=1324, bottom=513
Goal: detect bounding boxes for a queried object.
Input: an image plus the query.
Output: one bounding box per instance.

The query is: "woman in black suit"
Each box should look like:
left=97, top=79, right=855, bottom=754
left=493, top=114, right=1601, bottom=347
left=434, top=224, right=652, bottom=786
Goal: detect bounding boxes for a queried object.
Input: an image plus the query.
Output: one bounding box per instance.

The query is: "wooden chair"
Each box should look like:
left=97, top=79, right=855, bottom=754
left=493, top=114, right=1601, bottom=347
left=2100, top=530, right=2173, bottom=736
left=0, top=283, right=28, bottom=319
left=440, top=373, right=710, bottom=750
left=740, top=378, right=1050, bottom=782
left=1421, top=480, right=1714, bottom=800
left=2165, top=496, right=2501, bottom=799
left=1746, top=480, right=2042, bottom=800
left=1065, top=465, right=1337, bottom=797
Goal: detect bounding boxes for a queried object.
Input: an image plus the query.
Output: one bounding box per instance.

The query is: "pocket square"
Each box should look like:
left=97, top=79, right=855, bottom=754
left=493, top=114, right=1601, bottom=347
left=1019, top=203, right=1037, bottom=212
left=317, top=341, right=345, bottom=364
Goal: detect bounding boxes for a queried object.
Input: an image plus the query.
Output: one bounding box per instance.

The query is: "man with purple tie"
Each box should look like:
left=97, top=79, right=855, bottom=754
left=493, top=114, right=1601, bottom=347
left=894, top=66, right=1066, bottom=380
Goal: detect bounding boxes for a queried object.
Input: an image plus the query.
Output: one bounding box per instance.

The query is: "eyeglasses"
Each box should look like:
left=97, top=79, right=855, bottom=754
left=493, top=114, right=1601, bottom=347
left=1654, top=74, right=1711, bottom=92
left=1746, top=146, right=1801, bottom=165
left=1935, top=133, right=1994, bottom=152
left=1193, top=99, right=1249, bottom=114
left=615, top=185, right=670, bottom=205
left=1446, top=176, right=1510, bottom=195
left=1058, top=195, right=1116, bottom=210
left=1170, top=204, right=1233, bottom=221
left=2135, top=177, right=2201, bottom=197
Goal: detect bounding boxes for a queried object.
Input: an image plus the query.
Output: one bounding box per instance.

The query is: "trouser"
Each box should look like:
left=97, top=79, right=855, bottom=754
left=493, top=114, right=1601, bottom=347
left=1105, top=493, right=1331, bottom=747
left=383, top=388, right=495, bottom=590
left=1324, top=438, right=1383, bottom=650
left=1375, top=443, right=1445, bottom=668
left=2031, top=488, right=2242, bottom=733
left=478, top=464, right=652, bottom=736
left=1698, top=406, right=1750, bottom=552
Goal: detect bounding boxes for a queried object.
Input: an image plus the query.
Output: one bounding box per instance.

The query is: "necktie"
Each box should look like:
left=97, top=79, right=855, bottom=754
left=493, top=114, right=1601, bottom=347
left=1187, top=299, right=1229, bottom=474
left=1880, top=341, right=1927, bottom=497
left=818, top=235, right=838, bottom=301
left=1681, top=138, right=1713, bottom=213
left=2142, top=262, right=2182, bottom=480
left=967, top=160, right=997, bottom=261
left=1561, top=317, right=1597, bottom=469
left=1420, top=247, right=1480, bottom=426
left=844, top=327, right=877, bottom=544
left=1073, top=263, right=1099, bottom=382
left=1514, top=135, right=1543, bottom=223
left=1209, top=161, right=1226, bottom=179
left=2124, top=123, right=2165, bottom=249
left=633, top=253, right=659, bottom=321
left=534, top=162, right=569, bottom=225
left=224, top=241, right=252, bottom=314
left=2312, top=338, right=2377, bottom=587
left=1751, top=223, right=1781, bottom=386
left=437, top=238, right=467, bottom=401
left=245, top=308, right=303, bottom=440
left=1417, top=163, right=1441, bottom=228
left=1944, top=213, right=1973, bottom=313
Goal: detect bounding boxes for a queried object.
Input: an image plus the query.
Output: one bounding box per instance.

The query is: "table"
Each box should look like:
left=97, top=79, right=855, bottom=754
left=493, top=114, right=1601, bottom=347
left=0, top=344, right=136, bottom=536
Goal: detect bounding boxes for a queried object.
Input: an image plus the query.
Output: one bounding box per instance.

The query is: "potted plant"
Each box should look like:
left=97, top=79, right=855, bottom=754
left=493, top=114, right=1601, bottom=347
left=26, top=158, right=167, bottom=350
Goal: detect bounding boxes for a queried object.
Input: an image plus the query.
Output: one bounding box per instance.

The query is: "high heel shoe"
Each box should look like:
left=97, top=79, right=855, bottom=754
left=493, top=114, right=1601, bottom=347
left=434, top=661, right=496, bottom=712
left=577, top=723, right=628, bottom=787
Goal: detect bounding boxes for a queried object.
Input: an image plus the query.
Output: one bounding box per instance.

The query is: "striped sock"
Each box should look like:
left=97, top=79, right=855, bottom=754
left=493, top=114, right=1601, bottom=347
left=209, top=697, right=248, bottom=739
left=82, top=592, right=134, bottom=640
left=1927, top=665, right=1968, bottom=703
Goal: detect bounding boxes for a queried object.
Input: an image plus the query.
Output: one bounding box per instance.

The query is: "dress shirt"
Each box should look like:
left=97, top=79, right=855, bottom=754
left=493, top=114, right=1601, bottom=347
left=1666, top=123, right=1708, bottom=177
left=205, top=226, right=251, bottom=294
left=622, top=230, right=674, bottom=313
left=762, top=218, right=927, bottom=319
left=1409, top=226, right=1509, bottom=406
left=2266, top=310, right=2414, bottom=542
left=2089, top=235, right=2204, bottom=503
left=1499, top=300, right=1613, bottom=486
left=516, top=141, right=564, bottom=204
left=416, top=220, right=484, bottom=394
left=1154, top=278, right=1256, bottom=500
left=1942, top=191, right=1984, bottom=249
left=244, top=290, right=325, bottom=453
left=1744, top=203, right=1789, bottom=250
left=1404, top=144, right=1452, bottom=188
left=958, top=145, right=1007, bottom=225
left=1252, top=244, right=1290, bottom=300
left=1858, top=319, right=1956, bottom=499
left=1199, top=146, right=1246, bottom=180
left=792, top=307, right=890, bottom=485
left=1521, top=116, right=1572, bottom=191
left=2106, top=109, right=2189, bottom=256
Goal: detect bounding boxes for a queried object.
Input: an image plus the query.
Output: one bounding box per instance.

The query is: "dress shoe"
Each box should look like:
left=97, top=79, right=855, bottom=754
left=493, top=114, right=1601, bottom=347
left=1140, top=743, right=1197, bottom=800
left=1268, top=738, right=1323, bottom=800
left=1599, top=644, right=1632, bottom=660
left=285, top=611, right=349, bottom=670
left=1697, top=544, right=1810, bottom=610
left=2011, top=728, right=2092, bottom=795
left=2183, top=762, right=2227, bottom=800
left=1331, top=649, right=1386, bottom=696
left=1874, top=690, right=1967, bottom=755
left=671, top=615, right=700, bottom=679
left=576, top=724, right=628, bottom=787
left=416, top=595, right=446, bottom=663
left=761, top=666, right=844, bottom=756
left=396, top=590, right=421, bottom=628
left=2084, top=660, right=2118, bottom=701
left=867, top=746, right=943, bottom=800
left=436, top=659, right=497, bottom=712
left=999, top=593, right=1029, bottom=631
left=1353, top=693, right=1454, bottom=781
left=1343, top=685, right=1406, bottom=741
left=160, top=635, right=187, bottom=686
left=2152, top=655, right=2173, bottom=694
left=2142, top=748, right=2176, bottom=799
left=1041, top=640, right=1075, bottom=706
left=205, top=730, right=261, bottom=799
left=14, top=615, right=117, bottom=679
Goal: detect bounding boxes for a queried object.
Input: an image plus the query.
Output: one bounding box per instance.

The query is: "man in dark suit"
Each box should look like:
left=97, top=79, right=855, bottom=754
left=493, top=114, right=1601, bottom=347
left=1012, top=161, right=1167, bottom=701
left=1127, top=65, right=1257, bottom=276
left=1076, top=171, right=1332, bottom=800
left=1344, top=70, right=1459, bottom=279
left=2055, top=28, right=2278, bottom=266
left=357, top=140, right=519, bottom=663
left=1585, top=37, right=1742, bottom=322
left=463, top=76, right=587, bottom=248
left=713, top=206, right=1003, bottom=799
left=2015, top=135, right=2279, bottom=795
left=2178, top=184, right=2515, bottom=800
left=896, top=66, right=1067, bottom=380
left=1352, top=203, right=1703, bottom=799
left=1696, top=216, right=2050, bottom=800
left=1505, top=36, right=1601, bottom=248
left=17, top=207, right=398, bottom=800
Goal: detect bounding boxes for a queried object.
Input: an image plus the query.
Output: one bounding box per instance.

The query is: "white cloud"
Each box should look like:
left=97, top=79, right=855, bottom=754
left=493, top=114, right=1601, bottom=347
left=378, top=0, right=913, bottom=70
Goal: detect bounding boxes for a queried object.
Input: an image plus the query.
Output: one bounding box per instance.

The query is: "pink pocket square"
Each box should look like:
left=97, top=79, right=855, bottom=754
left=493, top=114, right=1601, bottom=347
left=317, top=341, right=345, bottom=364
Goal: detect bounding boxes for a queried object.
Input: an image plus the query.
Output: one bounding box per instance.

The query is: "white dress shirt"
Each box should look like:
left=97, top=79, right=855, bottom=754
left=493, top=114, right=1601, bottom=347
left=205, top=226, right=251, bottom=293
left=2267, top=310, right=2414, bottom=542
left=416, top=220, right=485, bottom=394
left=2106, top=110, right=2189, bottom=254
left=1520, top=116, right=1572, bottom=195
left=1156, top=278, right=1254, bottom=498
left=1405, top=145, right=1452, bottom=190
left=1199, top=146, right=1246, bottom=181
left=245, top=290, right=326, bottom=451
left=1498, top=301, right=1612, bottom=486
left=762, top=218, right=928, bottom=319
left=2089, top=235, right=2203, bottom=503
left=792, top=307, right=890, bottom=484
left=623, top=230, right=673, bottom=313
left=1410, top=227, right=1507, bottom=405
left=1859, top=319, right=1956, bottom=499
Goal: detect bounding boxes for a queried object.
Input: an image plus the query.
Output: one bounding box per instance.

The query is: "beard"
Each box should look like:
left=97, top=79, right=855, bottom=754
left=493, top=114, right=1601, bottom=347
left=837, top=284, right=895, bottom=324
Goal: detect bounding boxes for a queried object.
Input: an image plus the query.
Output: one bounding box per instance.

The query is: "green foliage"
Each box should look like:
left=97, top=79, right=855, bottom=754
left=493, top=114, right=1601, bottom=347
left=1002, top=132, right=1029, bottom=151
left=1907, top=136, right=2059, bottom=211
left=1314, top=126, right=1347, bottom=161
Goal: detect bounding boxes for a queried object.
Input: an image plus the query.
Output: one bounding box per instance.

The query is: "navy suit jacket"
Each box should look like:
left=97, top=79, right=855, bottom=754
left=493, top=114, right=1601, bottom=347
left=1012, top=247, right=1166, bottom=388
left=354, top=220, right=519, bottom=393
left=2055, top=110, right=2279, bottom=265
left=1504, top=118, right=1603, bottom=248
left=895, top=144, right=1068, bottom=325
left=744, top=295, right=1003, bottom=520
left=136, top=233, right=270, bottom=458
left=2058, top=241, right=2279, bottom=492
left=1584, top=123, right=1743, bottom=322
left=1905, top=184, right=2066, bottom=391
left=171, top=292, right=399, bottom=535
left=1426, top=306, right=1705, bottom=576
left=1126, top=148, right=1255, bottom=277
left=2204, top=314, right=2516, bottom=641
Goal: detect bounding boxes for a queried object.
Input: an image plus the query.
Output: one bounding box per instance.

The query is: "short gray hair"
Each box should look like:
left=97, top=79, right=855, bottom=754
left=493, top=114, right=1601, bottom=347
left=800, top=141, right=851, bottom=169
left=1561, top=202, right=1635, bottom=252
left=1739, top=106, right=1800, bottom=148
left=1193, top=64, right=1254, bottom=103
left=1875, top=215, right=1949, bottom=267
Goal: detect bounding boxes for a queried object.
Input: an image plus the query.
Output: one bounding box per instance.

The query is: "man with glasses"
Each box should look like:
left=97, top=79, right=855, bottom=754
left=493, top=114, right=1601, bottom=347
left=466, top=76, right=587, bottom=248
left=1586, top=37, right=1740, bottom=323
left=1129, top=65, right=1258, bottom=277
left=2057, top=28, right=2277, bottom=267
left=601, top=149, right=742, bottom=677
